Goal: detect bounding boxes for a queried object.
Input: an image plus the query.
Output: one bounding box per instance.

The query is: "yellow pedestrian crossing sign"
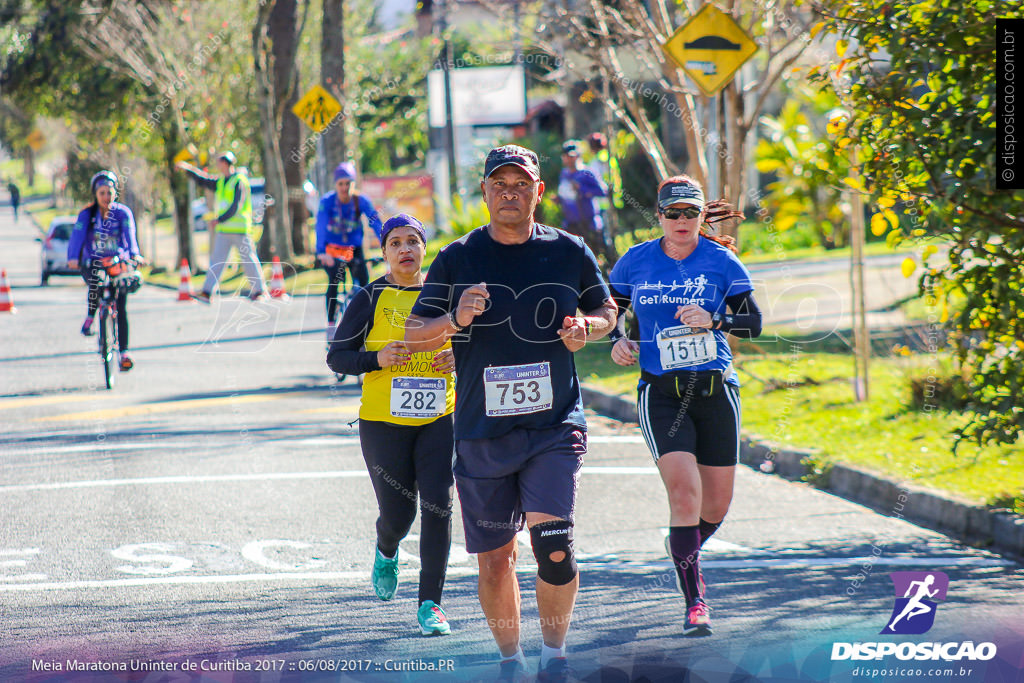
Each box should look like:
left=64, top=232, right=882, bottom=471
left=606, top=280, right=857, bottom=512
left=662, top=4, right=758, bottom=97
left=292, top=85, right=342, bottom=133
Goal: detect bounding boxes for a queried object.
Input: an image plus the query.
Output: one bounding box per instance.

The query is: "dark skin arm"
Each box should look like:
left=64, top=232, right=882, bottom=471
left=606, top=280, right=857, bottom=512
left=405, top=284, right=617, bottom=353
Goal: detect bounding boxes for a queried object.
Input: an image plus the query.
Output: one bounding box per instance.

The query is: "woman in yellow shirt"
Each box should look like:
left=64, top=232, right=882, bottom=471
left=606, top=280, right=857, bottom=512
left=327, top=213, right=456, bottom=636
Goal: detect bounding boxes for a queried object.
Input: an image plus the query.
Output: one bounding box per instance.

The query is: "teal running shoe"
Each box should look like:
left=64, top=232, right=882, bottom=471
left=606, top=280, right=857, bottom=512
left=417, top=600, right=451, bottom=636
left=372, top=547, right=399, bottom=600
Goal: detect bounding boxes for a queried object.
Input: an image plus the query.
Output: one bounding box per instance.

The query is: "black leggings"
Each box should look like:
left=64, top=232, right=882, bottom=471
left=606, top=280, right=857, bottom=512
left=82, top=262, right=129, bottom=352
left=359, top=415, right=455, bottom=605
left=323, top=247, right=368, bottom=323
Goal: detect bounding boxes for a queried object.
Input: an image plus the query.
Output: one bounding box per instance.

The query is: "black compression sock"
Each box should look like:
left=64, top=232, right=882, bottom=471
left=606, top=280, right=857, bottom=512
left=668, top=525, right=702, bottom=607
left=698, top=518, right=722, bottom=548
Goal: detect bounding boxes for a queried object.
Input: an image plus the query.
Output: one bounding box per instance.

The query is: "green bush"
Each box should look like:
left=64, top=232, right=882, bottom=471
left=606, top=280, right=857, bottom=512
left=448, top=194, right=490, bottom=237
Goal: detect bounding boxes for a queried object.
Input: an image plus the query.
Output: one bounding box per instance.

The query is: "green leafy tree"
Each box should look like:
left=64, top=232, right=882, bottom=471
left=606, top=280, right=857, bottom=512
left=814, top=0, right=1024, bottom=447
left=755, top=86, right=850, bottom=249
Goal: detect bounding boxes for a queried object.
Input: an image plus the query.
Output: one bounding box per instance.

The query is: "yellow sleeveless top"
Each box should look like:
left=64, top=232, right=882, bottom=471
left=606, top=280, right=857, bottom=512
left=360, top=284, right=455, bottom=425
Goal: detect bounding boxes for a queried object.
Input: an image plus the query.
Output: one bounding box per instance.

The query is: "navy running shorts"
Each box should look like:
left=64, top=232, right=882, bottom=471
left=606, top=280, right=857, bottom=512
left=454, top=423, right=586, bottom=554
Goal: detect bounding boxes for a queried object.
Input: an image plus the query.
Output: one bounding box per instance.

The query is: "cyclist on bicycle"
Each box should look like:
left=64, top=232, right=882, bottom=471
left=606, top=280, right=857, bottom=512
left=316, top=162, right=383, bottom=338
left=67, top=170, right=144, bottom=371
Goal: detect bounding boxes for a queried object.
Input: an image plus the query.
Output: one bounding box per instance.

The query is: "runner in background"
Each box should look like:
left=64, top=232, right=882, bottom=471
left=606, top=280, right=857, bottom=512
left=316, top=162, right=383, bottom=339
left=555, top=140, right=609, bottom=263
left=583, top=132, right=622, bottom=241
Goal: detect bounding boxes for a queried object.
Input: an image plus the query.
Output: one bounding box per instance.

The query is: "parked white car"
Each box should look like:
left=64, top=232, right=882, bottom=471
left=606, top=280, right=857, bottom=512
left=39, top=215, right=80, bottom=285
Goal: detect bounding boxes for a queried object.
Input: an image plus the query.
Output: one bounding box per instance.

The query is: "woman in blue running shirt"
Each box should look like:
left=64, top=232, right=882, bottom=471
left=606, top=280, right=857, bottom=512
left=608, top=175, right=762, bottom=637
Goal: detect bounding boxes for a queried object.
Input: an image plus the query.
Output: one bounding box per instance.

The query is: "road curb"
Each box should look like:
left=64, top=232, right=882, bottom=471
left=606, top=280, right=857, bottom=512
left=581, top=383, right=1024, bottom=561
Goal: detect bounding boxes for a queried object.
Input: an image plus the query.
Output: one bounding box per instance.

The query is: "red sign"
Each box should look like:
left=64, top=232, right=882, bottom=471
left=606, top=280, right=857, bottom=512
left=359, top=175, right=435, bottom=229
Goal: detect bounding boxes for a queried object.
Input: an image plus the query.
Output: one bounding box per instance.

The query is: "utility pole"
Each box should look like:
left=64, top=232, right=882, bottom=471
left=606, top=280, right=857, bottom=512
left=439, top=0, right=458, bottom=198
left=850, top=151, right=870, bottom=401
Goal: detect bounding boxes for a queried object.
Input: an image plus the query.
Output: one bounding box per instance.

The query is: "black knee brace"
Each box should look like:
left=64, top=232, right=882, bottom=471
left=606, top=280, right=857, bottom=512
left=530, top=519, right=578, bottom=586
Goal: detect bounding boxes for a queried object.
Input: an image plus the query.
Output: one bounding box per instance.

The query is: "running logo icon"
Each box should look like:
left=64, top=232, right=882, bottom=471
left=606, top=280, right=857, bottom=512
left=880, top=571, right=949, bottom=635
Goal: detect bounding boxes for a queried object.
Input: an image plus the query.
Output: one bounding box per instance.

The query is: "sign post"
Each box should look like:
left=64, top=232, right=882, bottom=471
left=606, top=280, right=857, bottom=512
left=662, top=4, right=758, bottom=198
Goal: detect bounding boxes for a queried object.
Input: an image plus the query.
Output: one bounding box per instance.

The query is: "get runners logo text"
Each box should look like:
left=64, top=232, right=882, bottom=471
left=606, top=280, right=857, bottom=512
left=831, top=571, right=997, bottom=664
left=881, top=571, right=948, bottom=635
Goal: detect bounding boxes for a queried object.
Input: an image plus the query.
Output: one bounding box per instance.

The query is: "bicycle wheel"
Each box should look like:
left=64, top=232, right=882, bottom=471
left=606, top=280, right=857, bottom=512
left=99, top=305, right=116, bottom=390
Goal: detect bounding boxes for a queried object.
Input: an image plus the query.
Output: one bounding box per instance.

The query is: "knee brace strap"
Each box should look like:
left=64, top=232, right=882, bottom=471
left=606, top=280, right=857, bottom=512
left=530, top=519, right=578, bottom=586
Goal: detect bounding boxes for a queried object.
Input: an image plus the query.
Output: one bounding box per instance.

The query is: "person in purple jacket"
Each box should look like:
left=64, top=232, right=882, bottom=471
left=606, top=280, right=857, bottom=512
left=555, top=140, right=609, bottom=263
left=316, top=162, right=383, bottom=338
left=67, top=170, right=144, bottom=370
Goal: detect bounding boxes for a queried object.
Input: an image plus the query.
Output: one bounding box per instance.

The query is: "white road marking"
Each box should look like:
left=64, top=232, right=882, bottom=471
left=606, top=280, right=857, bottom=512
left=5, top=442, right=197, bottom=457
left=580, top=466, right=657, bottom=474
left=0, top=470, right=371, bottom=493
left=241, top=540, right=327, bottom=572
left=0, top=466, right=660, bottom=494
left=0, top=556, right=1010, bottom=592
left=585, top=556, right=1015, bottom=570
left=657, top=530, right=769, bottom=555
left=293, top=437, right=361, bottom=446
left=5, top=436, right=635, bottom=457
left=111, top=543, right=195, bottom=575
left=0, top=548, right=46, bottom=581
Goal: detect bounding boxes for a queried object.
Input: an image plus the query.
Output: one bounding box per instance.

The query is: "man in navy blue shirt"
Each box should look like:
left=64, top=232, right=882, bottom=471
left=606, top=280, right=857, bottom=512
left=405, top=145, right=617, bottom=681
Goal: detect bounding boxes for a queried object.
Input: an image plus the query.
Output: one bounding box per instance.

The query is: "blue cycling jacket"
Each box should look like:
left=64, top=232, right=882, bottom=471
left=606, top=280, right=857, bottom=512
left=67, top=202, right=140, bottom=263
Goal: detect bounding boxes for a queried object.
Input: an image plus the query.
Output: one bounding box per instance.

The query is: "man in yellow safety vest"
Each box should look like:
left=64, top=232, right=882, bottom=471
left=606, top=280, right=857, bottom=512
left=176, top=151, right=267, bottom=303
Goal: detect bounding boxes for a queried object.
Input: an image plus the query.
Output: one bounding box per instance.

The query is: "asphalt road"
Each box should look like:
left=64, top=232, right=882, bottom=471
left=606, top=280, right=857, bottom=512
left=1, top=207, right=1021, bottom=683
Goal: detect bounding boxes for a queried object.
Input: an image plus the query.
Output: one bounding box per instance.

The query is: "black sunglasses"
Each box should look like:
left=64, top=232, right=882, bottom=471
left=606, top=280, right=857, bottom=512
left=661, top=206, right=702, bottom=220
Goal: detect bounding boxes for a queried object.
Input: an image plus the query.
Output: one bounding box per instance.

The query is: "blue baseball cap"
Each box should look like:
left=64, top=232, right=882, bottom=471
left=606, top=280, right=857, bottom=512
left=380, top=213, right=426, bottom=244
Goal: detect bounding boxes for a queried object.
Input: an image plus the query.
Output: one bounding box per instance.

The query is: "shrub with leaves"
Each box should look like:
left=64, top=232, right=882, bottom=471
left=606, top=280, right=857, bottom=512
left=814, top=0, right=1024, bottom=447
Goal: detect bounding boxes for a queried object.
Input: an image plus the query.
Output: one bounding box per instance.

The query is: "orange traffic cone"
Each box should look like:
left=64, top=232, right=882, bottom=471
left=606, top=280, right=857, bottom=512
left=269, top=257, right=288, bottom=300
left=177, top=259, right=194, bottom=302
left=0, top=269, right=16, bottom=313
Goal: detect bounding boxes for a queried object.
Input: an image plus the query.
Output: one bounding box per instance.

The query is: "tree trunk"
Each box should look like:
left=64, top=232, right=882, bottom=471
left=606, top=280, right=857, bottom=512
left=254, top=1, right=294, bottom=261
left=161, top=112, right=194, bottom=268
left=271, top=0, right=308, bottom=255
left=321, top=0, right=347, bottom=175
left=282, top=74, right=308, bottom=255
left=24, top=149, right=35, bottom=188
left=722, top=79, right=749, bottom=242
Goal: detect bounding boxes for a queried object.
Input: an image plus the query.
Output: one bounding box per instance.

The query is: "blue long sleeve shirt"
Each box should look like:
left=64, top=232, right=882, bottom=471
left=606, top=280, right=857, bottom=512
left=315, top=191, right=382, bottom=253
left=67, top=202, right=140, bottom=263
left=557, top=168, right=606, bottom=226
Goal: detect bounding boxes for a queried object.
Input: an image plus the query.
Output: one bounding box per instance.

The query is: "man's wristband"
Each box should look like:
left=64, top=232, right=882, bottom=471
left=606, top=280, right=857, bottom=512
left=608, top=328, right=624, bottom=343
left=448, top=309, right=467, bottom=332
left=581, top=317, right=593, bottom=336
